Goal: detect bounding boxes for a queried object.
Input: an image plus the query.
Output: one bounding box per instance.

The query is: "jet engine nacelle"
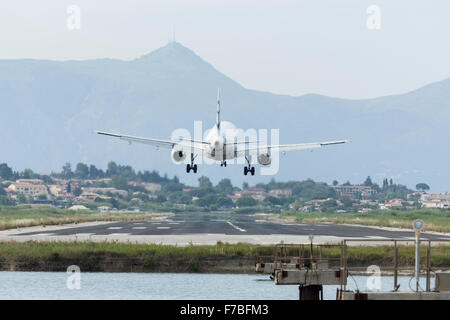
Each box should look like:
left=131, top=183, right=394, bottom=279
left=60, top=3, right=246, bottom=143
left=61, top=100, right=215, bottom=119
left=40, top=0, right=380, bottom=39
left=257, top=153, right=271, bottom=166
left=171, top=149, right=187, bottom=162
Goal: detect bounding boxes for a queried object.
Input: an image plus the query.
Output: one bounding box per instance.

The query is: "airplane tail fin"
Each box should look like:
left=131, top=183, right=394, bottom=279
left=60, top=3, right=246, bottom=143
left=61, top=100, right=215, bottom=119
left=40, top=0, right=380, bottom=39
left=216, top=88, right=221, bottom=129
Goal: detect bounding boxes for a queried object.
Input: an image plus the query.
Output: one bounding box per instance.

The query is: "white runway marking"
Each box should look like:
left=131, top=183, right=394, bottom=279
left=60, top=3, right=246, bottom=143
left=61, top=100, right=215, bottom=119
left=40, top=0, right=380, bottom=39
left=157, top=227, right=171, bottom=230
left=108, top=233, right=131, bottom=236
left=227, top=221, right=246, bottom=232
left=107, top=227, right=122, bottom=230
left=32, top=233, right=54, bottom=236
left=75, top=233, right=94, bottom=236
left=132, top=227, right=147, bottom=230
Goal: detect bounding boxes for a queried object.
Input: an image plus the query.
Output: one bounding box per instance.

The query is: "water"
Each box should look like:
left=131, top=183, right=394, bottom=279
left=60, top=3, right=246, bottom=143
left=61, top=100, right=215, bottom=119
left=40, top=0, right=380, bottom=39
left=0, top=272, right=434, bottom=300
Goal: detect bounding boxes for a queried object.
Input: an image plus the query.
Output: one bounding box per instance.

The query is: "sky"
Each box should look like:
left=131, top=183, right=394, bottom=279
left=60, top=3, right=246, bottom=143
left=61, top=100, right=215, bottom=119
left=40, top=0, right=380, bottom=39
left=1, top=0, right=449, bottom=99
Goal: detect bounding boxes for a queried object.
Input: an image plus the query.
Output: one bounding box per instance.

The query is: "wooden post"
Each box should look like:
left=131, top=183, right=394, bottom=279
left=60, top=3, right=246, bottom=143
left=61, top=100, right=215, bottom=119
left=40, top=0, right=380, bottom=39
left=426, top=241, right=431, bottom=292
left=394, top=240, right=398, bottom=290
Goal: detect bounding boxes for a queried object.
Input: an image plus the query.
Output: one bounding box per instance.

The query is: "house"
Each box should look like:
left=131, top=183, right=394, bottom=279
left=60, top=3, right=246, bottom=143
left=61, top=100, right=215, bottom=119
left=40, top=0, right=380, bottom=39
left=381, top=198, right=404, bottom=209
left=68, top=205, right=89, bottom=211
left=269, top=189, right=292, bottom=197
left=81, top=187, right=128, bottom=197
left=7, top=182, right=48, bottom=197
left=331, top=185, right=376, bottom=198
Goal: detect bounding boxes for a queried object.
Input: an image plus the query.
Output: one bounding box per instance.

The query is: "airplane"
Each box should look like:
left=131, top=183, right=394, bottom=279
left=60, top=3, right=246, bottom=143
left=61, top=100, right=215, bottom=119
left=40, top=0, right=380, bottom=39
left=97, top=89, right=347, bottom=175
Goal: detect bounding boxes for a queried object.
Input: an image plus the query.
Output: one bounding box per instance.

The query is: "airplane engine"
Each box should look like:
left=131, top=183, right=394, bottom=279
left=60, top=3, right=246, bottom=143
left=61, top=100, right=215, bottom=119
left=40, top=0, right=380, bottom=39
left=257, top=153, right=271, bottom=166
left=171, top=149, right=187, bottom=162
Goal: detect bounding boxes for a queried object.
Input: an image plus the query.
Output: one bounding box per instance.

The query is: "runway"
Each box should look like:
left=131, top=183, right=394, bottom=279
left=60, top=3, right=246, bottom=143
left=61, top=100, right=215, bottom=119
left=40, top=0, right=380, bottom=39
left=0, top=212, right=448, bottom=245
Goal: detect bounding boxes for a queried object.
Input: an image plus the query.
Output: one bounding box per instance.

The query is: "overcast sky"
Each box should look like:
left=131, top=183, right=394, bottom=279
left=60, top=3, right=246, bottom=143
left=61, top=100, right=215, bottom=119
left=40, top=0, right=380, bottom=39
left=1, top=0, right=449, bottom=99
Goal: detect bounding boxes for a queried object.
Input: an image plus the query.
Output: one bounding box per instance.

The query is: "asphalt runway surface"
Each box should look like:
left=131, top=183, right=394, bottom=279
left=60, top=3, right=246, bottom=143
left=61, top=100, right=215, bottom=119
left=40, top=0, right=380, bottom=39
left=9, top=212, right=450, bottom=241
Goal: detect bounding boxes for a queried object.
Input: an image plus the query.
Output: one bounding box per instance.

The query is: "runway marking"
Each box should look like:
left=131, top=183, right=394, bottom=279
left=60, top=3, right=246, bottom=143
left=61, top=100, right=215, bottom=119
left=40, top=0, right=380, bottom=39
left=108, top=233, right=131, bottom=236
left=132, top=227, right=147, bottom=230
left=75, top=233, right=94, bottom=236
left=157, top=227, right=171, bottom=230
left=107, top=227, right=123, bottom=230
left=133, top=223, right=144, bottom=225
left=227, top=221, right=246, bottom=232
left=32, top=233, right=54, bottom=236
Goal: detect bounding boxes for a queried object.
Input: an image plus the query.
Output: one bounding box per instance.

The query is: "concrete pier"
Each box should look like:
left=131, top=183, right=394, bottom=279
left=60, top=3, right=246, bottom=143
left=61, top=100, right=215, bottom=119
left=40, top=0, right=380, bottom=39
left=274, top=269, right=346, bottom=286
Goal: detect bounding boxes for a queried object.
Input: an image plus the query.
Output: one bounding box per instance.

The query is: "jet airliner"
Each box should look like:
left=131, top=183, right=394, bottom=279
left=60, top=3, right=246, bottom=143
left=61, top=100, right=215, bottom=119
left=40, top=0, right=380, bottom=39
left=97, top=90, right=347, bottom=175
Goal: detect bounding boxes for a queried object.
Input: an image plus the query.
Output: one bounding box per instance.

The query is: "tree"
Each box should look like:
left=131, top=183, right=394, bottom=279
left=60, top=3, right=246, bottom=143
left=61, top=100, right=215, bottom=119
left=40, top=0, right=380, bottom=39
left=89, top=164, right=103, bottom=179
left=415, top=183, right=430, bottom=192
left=16, top=193, right=27, bottom=204
left=292, top=200, right=301, bottom=212
left=75, top=163, right=89, bottom=179
left=106, top=161, right=118, bottom=176
left=363, top=176, right=373, bottom=187
left=111, top=175, right=128, bottom=190
left=216, top=196, right=233, bottom=207
left=216, top=179, right=233, bottom=194
left=236, top=196, right=257, bottom=207
left=73, top=187, right=82, bottom=197
left=62, top=162, right=73, bottom=179
left=198, top=176, right=213, bottom=189
left=0, top=195, right=15, bottom=206
left=21, top=168, right=34, bottom=179
left=0, top=163, right=13, bottom=180
left=332, top=180, right=339, bottom=186
left=242, top=182, right=249, bottom=190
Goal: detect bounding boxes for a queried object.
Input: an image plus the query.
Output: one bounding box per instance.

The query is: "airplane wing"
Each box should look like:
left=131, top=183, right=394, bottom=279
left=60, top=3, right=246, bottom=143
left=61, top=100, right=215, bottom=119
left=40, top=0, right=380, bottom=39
left=96, top=131, right=208, bottom=152
left=235, top=140, right=347, bottom=157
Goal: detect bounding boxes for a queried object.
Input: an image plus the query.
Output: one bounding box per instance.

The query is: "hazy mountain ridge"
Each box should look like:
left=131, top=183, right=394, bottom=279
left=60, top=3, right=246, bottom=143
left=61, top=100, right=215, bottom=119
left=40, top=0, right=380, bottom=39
left=1, top=42, right=449, bottom=191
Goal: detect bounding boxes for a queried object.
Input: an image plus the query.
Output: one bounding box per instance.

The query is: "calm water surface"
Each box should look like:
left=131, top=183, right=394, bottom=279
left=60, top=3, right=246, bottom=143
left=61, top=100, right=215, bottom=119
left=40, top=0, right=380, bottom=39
left=0, top=272, right=434, bottom=300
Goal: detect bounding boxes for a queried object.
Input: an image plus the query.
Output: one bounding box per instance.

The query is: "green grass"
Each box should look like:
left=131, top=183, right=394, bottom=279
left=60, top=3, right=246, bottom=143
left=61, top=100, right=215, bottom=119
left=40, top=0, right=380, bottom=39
left=1, top=241, right=449, bottom=267
left=0, top=241, right=273, bottom=260
left=290, top=209, right=450, bottom=233
left=0, top=206, right=168, bottom=230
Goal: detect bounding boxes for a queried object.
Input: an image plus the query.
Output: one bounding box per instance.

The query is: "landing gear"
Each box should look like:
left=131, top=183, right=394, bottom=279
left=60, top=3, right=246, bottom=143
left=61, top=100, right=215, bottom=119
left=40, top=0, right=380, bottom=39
left=244, top=156, right=255, bottom=176
left=186, top=153, right=198, bottom=173
left=220, top=161, right=227, bottom=167
left=186, top=164, right=197, bottom=173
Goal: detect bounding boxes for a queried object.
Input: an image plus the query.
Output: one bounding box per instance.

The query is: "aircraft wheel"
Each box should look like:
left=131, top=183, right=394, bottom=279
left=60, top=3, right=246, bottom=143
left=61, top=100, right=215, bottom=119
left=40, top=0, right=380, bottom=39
left=193, top=164, right=198, bottom=173
left=251, top=167, right=255, bottom=176
left=186, top=164, right=191, bottom=173
left=244, top=167, right=248, bottom=175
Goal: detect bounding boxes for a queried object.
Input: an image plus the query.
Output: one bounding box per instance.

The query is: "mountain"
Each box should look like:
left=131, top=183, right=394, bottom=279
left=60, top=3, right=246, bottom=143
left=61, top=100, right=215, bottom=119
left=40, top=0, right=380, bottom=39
left=1, top=41, right=449, bottom=191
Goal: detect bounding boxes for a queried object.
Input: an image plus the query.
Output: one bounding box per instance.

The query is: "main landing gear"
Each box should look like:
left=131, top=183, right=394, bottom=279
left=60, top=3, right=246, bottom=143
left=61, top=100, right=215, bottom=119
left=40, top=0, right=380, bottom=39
left=186, top=153, right=197, bottom=173
left=220, top=161, right=227, bottom=167
left=244, top=156, right=255, bottom=176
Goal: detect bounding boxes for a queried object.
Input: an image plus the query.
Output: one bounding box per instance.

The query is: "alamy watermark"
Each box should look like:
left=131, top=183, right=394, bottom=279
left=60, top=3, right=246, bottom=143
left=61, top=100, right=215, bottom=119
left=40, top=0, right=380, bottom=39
left=67, top=5, right=81, bottom=30
left=170, top=121, right=280, bottom=175
left=366, top=5, right=381, bottom=30
left=366, top=265, right=381, bottom=291
left=66, top=265, right=81, bottom=290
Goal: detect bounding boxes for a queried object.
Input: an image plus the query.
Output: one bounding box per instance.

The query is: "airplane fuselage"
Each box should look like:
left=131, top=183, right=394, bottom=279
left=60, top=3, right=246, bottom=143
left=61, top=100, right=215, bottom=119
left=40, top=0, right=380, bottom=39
left=203, top=121, right=236, bottom=161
